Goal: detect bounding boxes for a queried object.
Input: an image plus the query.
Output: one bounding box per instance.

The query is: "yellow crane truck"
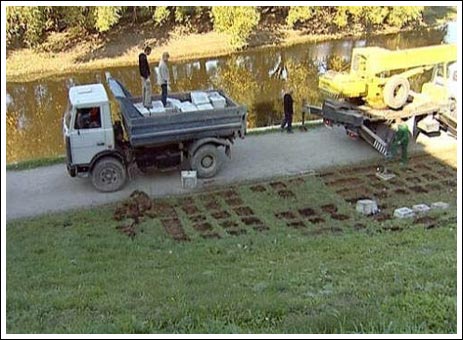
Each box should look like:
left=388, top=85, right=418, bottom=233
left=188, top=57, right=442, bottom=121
left=304, top=43, right=457, bottom=156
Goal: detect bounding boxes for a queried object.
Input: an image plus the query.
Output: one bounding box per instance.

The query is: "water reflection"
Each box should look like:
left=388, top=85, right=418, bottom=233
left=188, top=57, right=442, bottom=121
left=6, top=27, right=446, bottom=163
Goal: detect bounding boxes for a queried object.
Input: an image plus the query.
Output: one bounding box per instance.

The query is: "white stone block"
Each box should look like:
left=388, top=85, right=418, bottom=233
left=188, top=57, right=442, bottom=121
left=181, top=171, right=197, bottom=189
left=356, top=199, right=379, bottom=215
left=412, top=204, right=431, bottom=213
left=191, top=91, right=210, bottom=105
left=431, top=202, right=450, bottom=210
left=196, top=103, right=214, bottom=111
left=394, top=207, right=415, bottom=219
left=209, top=92, right=227, bottom=108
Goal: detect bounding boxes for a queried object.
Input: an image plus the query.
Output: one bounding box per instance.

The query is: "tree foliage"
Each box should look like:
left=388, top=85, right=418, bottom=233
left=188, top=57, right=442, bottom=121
left=94, top=6, right=122, bottom=32
left=211, top=6, right=260, bottom=49
left=153, top=6, right=170, bottom=26
left=6, top=6, right=426, bottom=49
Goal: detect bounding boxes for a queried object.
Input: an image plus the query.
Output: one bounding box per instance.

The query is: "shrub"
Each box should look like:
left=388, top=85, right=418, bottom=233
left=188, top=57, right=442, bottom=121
left=94, top=6, right=122, bottom=32
left=153, top=6, right=171, bottom=26
left=211, top=6, right=260, bottom=49
left=286, top=7, right=314, bottom=28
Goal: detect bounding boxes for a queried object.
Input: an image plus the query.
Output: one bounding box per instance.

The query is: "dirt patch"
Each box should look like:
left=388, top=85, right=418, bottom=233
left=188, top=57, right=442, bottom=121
left=409, top=185, right=428, bottom=193
left=252, top=224, right=269, bottom=232
left=330, top=213, right=350, bottom=221
left=389, top=179, right=405, bottom=187
left=414, top=163, right=433, bottom=172
left=204, top=200, right=221, bottom=211
left=250, top=185, right=267, bottom=193
left=383, top=225, right=403, bottom=232
left=353, top=223, right=367, bottom=230
left=414, top=215, right=438, bottom=229
left=373, top=213, right=392, bottom=222
left=193, top=222, right=213, bottom=232
left=144, top=202, right=175, bottom=218
left=405, top=176, right=421, bottom=184
left=179, top=197, right=195, bottom=206
left=319, top=171, right=336, bottom=178
left=181, top=204, right=201, bottom=215
left=201, top=232, right=222, bottom=239
left=114, top=190, right=153, bottom=222
left=161, top=218, right=190, bottom=241
left=234, top=206, right=254, bottom=216
left=298, top=207, right=316, bottom=217
left=219, top=189, right=239, bottom=198
left=330, top=226, right=344, bottom=233
left=115, top=219, right=138, bottom=239
left=211, top=210, right=231, bottom=220
left=241, top=216, right=263, bottom=226
left=421, top=173, right=438, bottom=181
left=275, top=211, right=297, bottom=220
left=287, top=220, right=306, bottom=229
left=373, top=190, right=389, bottom=199
left=220, top=220, right=239, bottom=229
left=226, top=228, right=247, bottom=236
left=190, top=214, right=207, bottom=223
left=308, top=217, right=325, bottom=224
left=270, top=181, right=287, bottom=190
left=225, top=197, right=244, bottom=206
left=278, top=190, right=295, bottom=199
left=335, top=187, right=353, bottom=195
left=321, top=203, right=338, bottom=214
left=394, top=188, right=409, bottom=195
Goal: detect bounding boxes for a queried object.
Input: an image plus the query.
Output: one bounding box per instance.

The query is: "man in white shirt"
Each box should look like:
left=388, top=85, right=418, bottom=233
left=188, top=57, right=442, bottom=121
left=157, top=51, right=170, bottom=107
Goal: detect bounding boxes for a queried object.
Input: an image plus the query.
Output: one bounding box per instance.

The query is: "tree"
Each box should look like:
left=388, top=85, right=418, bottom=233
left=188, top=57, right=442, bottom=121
left=94, top=6, right=122, bottom=32
left=153, top=6, right=171, bottom=26
left=211, top=6, right=260, bottom=49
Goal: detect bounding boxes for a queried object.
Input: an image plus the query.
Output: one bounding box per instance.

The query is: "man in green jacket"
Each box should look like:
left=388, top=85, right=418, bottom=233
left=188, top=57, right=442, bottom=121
left=388, top=118, right=410, bottom=165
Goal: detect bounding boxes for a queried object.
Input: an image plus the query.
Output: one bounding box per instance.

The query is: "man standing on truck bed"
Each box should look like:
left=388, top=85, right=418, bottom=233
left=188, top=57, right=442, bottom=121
left=281, top=88, right=294, bottom=133
left=157, top=51, right=170, bottom=107
left=139, top=45, right=152, bottom=108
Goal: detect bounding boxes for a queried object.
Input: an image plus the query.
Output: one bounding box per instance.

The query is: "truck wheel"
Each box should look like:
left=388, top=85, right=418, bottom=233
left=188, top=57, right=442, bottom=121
left=191, top=144, right=222, bottom=178
left=384, top=76, right=410, bottom=109
left=91, top=157, right=127, bottom=192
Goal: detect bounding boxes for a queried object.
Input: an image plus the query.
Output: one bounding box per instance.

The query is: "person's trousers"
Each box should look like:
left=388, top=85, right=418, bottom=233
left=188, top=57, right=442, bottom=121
left=161, top=84, right=168, bottom=107
left=141, top=77, right=152, bottom=108
left=281, top=113, right=293, bottom=131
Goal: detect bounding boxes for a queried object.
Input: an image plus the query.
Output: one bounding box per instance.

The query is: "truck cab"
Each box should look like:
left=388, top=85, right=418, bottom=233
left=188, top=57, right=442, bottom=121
left=63, top=84, right=116, bottom=176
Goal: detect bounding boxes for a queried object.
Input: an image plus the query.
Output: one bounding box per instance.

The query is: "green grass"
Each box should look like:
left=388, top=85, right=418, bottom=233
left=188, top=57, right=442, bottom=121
left=7, top=166, right=457, bottom=333
left=6, top=156, right=66, bottom=171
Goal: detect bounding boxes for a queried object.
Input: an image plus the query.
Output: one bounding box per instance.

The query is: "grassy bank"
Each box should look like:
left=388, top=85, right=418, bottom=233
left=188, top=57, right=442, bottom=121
left=6, top=6, right=456, bottom=83
left=7, top=156, right=457, bottom=333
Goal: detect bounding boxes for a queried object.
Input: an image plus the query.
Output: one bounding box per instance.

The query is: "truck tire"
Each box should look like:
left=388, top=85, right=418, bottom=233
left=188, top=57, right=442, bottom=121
left=91, top=157, right=127, bottom=192
left=383, top=76, right=410, bottom=109
left=191, top=144, right=222, bottom=178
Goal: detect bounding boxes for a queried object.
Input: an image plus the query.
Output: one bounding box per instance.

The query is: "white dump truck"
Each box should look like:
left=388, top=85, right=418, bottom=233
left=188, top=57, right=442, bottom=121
left=63, top=74, right=247, bottom=192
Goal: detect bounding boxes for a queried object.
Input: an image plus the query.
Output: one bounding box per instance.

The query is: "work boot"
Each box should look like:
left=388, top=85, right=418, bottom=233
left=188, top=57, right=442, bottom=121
left=287, top=129, right=294, bottom=134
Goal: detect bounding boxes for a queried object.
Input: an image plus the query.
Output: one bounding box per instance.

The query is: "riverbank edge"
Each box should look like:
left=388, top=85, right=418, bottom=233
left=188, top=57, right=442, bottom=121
left=6, top=120, right=324, bottom=170
left=6, top=22, right=450, bottom=84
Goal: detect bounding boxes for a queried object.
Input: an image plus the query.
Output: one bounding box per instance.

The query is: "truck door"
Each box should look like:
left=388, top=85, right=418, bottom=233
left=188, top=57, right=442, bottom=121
left=70, top=105, right=108, bottom=165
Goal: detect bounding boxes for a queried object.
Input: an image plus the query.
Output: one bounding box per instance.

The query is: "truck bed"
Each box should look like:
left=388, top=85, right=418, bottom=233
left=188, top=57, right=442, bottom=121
left=107, top=76, right=247, bottom=147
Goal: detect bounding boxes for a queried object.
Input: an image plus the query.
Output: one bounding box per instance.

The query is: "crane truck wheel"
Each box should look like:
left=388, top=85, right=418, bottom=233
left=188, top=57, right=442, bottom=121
left=383, top=76, right=410, bottom=109
left=191, top=144, right=222, bottom=178
left=91, top=156, right=127, bottom=192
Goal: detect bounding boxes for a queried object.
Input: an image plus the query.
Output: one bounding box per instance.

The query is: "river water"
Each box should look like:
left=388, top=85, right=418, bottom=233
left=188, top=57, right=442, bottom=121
left=6, top=27, right=450, bottom=163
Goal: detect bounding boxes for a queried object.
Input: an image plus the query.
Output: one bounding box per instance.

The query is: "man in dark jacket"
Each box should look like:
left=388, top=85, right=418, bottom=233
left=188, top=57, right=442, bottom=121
left=139, top=46, right=152, bottom=108
left=281, top=88, right=294, bottom=133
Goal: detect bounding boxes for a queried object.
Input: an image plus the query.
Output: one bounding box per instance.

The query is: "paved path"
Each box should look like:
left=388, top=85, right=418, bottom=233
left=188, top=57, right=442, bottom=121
left=6, top=127, right=457, bottom=220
